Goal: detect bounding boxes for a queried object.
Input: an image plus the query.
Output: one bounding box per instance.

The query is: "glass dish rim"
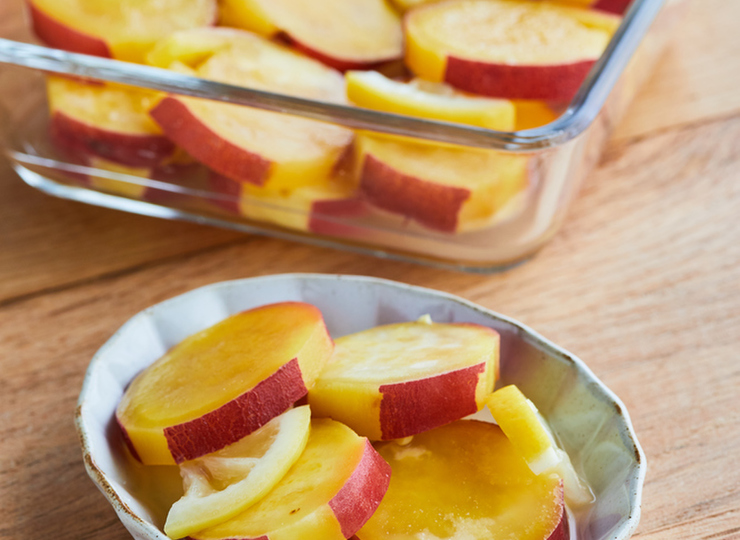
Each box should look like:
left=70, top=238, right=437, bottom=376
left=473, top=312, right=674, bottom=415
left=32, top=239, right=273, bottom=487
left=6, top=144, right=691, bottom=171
left=0, top=0, right=665, bottom=153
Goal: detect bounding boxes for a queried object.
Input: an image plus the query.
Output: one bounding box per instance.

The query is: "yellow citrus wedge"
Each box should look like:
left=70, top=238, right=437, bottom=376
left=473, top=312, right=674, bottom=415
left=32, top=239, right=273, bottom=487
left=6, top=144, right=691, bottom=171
left=164, top=406, right=311, bottom=539
left=487, top=384, right=593, bottom=507
left=346, top=71, right=515, bottom=131
left=189, top=418, right=391, bottom=540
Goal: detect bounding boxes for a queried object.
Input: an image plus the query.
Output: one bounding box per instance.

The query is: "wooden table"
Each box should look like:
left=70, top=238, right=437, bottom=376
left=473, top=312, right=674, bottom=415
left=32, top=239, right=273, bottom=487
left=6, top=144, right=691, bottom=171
left=1, top=1, right=739, bottom=538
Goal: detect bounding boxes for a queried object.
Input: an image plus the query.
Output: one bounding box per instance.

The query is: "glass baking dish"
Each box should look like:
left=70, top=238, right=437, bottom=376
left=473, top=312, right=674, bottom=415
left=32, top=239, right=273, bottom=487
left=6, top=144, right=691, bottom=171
left=0, top=0, right=683, bottom=272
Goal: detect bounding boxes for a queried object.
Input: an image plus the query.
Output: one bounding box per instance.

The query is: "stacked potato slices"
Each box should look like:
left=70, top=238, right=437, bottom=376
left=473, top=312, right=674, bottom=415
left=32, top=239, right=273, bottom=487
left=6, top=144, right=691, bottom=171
left=46, top=77, right=174, bottom=168
left=45, top=76, right=202, bottom=202
left=34, top=0, right=620, bottom=238
left=115, top=303, right=590, bottom=540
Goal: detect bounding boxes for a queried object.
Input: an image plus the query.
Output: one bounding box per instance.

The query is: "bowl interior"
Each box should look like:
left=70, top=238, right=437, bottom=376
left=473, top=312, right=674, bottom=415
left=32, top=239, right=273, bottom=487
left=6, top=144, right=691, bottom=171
left=76, top=274, right=644, bottom=540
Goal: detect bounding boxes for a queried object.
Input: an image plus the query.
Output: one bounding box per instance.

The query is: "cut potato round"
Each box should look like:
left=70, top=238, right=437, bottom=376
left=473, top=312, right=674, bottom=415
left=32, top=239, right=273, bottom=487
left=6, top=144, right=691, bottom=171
left=29, top=0, right=217, bottom=62
left=308, top=318, right=499, bottom=440
left=164, top=406, right=311, bottom=538
left=241, top=182, right=365, bottom=235
left=359, top=420, right=569, bottom=540
left=47, top=77, right=175, bottom=167
left=346, top=71, right=515, bottom=131
left=487, top=385, right=593, bottom=507
left=207, top=172, right=368, bottom=237
left=148, top=28, right=353, bottom=191
left=355, top=135, right=528, bottom=233
left=218, top=0, right=403, bottom=70
left=116, top=302, right=333, bottom=465
left=405, top=0, right=620, bottom=100
left=190, top=418, right=391, bottom=540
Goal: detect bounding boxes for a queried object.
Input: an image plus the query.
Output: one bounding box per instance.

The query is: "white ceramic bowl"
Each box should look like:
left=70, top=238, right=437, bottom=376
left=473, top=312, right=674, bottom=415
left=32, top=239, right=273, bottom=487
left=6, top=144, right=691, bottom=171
left=75, top=274, right=646, bottom=540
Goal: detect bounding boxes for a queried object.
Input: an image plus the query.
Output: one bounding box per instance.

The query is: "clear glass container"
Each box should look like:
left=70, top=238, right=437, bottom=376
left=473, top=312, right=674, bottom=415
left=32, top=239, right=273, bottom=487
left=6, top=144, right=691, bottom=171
left=0, top=0, right=684, bottom=272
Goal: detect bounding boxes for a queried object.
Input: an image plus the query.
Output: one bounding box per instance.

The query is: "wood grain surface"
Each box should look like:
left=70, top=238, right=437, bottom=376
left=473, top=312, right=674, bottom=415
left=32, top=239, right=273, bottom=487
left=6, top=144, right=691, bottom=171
left=1, top=1, right=739, bottom=539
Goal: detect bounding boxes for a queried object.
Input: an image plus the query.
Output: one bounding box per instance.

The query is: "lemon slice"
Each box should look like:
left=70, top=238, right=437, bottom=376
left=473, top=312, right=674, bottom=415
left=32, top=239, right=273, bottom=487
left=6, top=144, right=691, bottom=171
left=164, top=405, right=311, bottom=538
left=486, top=385, right=593, bottom=507
left=346, top=71, right=515, bottom=131
left=191, top=418, right=391, bottom=540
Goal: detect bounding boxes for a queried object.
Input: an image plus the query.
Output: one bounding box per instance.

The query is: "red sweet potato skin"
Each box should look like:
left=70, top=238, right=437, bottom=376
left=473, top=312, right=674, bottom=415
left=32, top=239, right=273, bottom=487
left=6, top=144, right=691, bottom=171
left=378, top=362, right=485, bottom=440
left=445, top=57, right=596, bottom=101
left=151, top=97, right=272, bottom=187
left=164, top=358, right=307, bottom=463
left=360, top=154, right=470, bottom=233
left=29, top=2, right=112, bottom=57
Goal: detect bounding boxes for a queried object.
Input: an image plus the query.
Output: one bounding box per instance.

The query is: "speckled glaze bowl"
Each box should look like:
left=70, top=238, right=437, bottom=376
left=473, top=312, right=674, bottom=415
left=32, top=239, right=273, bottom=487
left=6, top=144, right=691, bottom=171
left=75, top=274, right=646, bottom=540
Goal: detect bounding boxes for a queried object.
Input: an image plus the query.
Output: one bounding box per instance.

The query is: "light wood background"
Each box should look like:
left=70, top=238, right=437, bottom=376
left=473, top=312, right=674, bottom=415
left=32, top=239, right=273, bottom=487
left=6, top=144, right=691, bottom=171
left=1, top=0, right=739, bottom=538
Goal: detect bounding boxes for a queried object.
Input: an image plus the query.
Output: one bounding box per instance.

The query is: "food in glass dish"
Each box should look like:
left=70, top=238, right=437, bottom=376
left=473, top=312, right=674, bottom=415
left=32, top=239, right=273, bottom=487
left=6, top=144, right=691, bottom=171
left=33, top=0, right=620, bottom=261
left=353, top=134, right=529, bottom=233
left=346, top=71, right=516, bottom=130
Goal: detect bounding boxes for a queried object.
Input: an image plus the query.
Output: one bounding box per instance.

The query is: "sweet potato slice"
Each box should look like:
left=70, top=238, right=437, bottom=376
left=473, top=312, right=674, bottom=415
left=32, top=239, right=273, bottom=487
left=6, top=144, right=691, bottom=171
left=308, top=317, right=499, bottom=440
left=29, top=0, right=216, bottom=62
left=592, top=0, right=632, bottom=14
left=359, top=420, right=569, bottom=540
left=147, top=28, right=354, bottom=192
left=116, top=302, right=333, bottom=465
left=354, top=135, right=528, bottom=233
left=405, top=0, right=620, bottom=100
left=47, top=76, right=175, bottom=167
left=207, top=172, right=368, bottom=237
left=218, top=0, right=403, bottom=70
